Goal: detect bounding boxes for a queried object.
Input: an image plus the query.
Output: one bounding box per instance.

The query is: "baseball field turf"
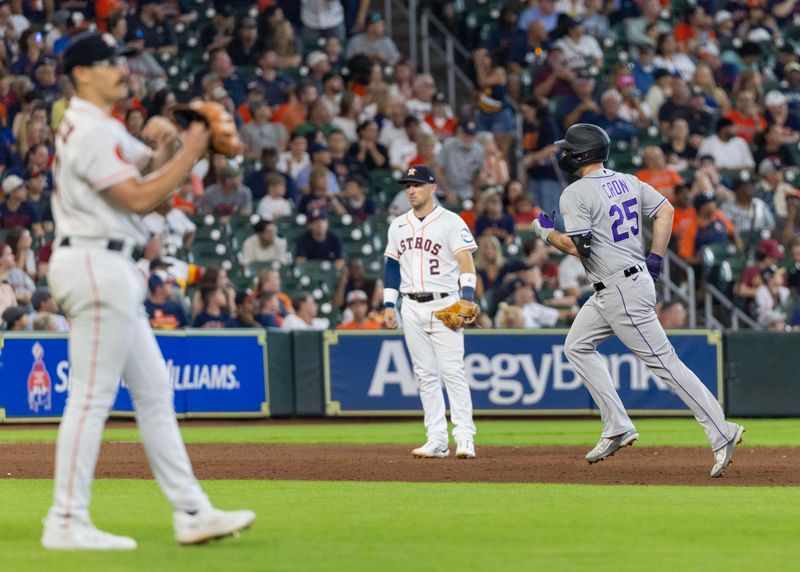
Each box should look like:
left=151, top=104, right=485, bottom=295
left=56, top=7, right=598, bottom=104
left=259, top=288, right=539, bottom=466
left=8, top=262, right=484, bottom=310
left=1, top=418, right=799, bottom=571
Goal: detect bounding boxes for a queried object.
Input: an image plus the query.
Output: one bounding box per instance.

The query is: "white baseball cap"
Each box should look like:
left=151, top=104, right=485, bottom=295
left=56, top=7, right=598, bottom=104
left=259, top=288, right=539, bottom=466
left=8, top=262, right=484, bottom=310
left=306, top=51, right=328, bottom=68
left=765, top=90, right=787, bottom=107
left=2, top=175, right=24, bottom=194
left=714, top=10, right=733, bottom=24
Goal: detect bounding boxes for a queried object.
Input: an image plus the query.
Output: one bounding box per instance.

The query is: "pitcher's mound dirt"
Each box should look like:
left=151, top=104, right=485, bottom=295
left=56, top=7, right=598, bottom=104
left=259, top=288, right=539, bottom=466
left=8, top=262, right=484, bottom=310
left=1, top=443, right=798, bottom=486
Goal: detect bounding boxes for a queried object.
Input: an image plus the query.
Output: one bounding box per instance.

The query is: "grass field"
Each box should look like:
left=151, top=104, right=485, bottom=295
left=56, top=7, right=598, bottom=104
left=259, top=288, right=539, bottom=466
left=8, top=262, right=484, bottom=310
left=2, top=419, right=799, bottom=571
left=2, top=417, right=800, bottom=446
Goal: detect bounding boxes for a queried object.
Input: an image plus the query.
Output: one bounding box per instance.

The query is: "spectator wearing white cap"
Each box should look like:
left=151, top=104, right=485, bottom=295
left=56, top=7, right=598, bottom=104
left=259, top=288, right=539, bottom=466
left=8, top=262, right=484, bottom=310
left=764, top=90, right=800, bottom=145
left=755, top=158, right=796, bottom=223
left=774, top=43, right=799, bottom=82
left=337, top=290, right=381, bottom=330
left=0, top=175, right=42, bottom=238
left=779, top=62, right=800, bottom=112
left=305, top=51, right=331, bottom=94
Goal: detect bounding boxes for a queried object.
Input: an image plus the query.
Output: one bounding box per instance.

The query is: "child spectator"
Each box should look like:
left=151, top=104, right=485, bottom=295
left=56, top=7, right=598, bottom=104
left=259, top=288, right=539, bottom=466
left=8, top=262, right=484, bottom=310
left=256, top=173, right=293, bottom=221
left=277, top=131, right=311, bottom=180
left=332, top=175, right=377, bottom=221
left=337, top=290, right=381, bottom=329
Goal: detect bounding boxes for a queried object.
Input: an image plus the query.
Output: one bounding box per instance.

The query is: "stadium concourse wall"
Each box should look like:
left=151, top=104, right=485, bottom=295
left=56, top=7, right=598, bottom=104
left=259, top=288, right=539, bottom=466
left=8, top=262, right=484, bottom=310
left=0, top=330, right=798, bottom=423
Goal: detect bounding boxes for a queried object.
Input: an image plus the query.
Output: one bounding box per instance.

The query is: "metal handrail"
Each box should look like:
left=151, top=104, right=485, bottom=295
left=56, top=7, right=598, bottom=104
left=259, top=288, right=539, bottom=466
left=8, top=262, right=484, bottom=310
left=704, top=283, right=761, bottom=330
left=418, top=9, right=524, bottom=178
left=660, top=248, right=697, bottom=329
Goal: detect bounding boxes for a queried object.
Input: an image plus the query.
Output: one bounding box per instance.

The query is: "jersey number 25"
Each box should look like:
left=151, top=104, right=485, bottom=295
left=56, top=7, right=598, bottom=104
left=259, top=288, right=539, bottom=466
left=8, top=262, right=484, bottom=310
left=610, top=198, right=639, bottom=243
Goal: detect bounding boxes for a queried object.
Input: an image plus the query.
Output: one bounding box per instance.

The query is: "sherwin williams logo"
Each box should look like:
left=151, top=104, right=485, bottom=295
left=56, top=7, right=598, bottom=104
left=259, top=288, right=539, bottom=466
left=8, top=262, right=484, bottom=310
left=165, top=360, right=241, bottom=390
left=27, top=342, right=52, bottom=413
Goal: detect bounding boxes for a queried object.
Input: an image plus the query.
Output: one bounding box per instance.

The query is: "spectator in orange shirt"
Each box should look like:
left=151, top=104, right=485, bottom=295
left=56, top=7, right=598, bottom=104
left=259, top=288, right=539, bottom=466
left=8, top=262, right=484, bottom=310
left=423, top=92, right=458, bottom=139
left=671, top=180, right=695, bottom=245
left=273, top=82, right=316, bottom=135
left=635, top=146, right=682, bottom=201
left=337, top=290, right=381, bottom=329
left=725, top=89, right=766, bottom=144
left=678, top=191, right=742, bottom=264
left=673, top=5, right=714, bottom=54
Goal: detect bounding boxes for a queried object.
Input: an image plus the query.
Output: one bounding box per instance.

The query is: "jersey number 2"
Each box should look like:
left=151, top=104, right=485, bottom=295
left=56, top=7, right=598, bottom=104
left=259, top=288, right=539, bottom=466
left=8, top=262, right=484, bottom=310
left=610, top=198, right=639, bottom=242
left=429, top=259, right=440, bottom=275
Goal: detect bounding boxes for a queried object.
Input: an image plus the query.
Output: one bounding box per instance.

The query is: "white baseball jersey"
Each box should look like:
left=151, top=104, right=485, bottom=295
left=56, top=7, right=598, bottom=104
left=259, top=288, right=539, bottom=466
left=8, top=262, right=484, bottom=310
left=559, top=168, right=668, bottom=283
left=384, top=205, right=477, bottom=293
left=52, top=97, right=153, bottom=245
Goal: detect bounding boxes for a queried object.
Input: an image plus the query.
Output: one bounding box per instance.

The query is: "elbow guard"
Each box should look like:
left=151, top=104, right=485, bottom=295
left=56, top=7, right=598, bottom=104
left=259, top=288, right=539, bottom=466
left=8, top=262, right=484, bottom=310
left=571, top=232, right=592, bottom=258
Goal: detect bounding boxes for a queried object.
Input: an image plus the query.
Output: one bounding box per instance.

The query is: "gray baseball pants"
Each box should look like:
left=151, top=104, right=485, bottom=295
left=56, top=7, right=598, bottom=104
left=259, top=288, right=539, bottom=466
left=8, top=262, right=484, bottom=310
left=564, top=266, right=738, bottom=451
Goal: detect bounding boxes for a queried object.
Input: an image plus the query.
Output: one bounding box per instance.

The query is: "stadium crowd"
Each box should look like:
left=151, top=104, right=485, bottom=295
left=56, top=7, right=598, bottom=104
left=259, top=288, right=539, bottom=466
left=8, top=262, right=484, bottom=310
left=3, top=0, right=800, bottom=333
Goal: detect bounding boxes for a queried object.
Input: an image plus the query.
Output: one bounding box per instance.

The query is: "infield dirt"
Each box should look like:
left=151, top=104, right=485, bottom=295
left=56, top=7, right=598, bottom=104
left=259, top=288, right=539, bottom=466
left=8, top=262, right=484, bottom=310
left=1, top=443, right=798, bottom=486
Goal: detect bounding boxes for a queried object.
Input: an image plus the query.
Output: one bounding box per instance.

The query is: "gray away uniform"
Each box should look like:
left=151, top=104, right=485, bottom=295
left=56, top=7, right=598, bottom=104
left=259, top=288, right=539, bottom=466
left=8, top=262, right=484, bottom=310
left=560, top=168, right=738, bottom=450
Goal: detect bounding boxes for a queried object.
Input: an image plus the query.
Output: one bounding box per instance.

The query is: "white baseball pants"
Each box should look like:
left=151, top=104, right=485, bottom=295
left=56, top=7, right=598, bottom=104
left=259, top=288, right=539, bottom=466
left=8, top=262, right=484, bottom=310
left=564, top=267, right=738, bottom=450
left=401, top=294, right=476, bottom=445
left=46, top=246, right=210, bottom=522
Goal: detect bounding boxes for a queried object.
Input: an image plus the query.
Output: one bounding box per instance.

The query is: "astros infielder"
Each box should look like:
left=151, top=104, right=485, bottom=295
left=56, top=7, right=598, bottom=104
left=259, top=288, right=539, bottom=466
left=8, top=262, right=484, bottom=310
left=532, top=124, right=744, bottom=478
left=41, top=32, right=254, bottom=551
left=383, top=165, right=478, bottom=459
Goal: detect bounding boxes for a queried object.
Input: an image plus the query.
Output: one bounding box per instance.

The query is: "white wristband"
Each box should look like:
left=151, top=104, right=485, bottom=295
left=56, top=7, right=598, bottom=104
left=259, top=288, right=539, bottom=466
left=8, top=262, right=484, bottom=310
left=459, top=273, right=477, bottom=288
left=383, top=288, right=399, bottom=306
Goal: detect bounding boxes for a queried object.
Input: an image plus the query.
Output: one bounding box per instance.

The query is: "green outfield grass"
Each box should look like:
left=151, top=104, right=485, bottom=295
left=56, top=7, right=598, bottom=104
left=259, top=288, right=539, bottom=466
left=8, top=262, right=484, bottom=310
left=1, top=479, right=798, bottom=572
left=1, top=418, right=800, bottom=447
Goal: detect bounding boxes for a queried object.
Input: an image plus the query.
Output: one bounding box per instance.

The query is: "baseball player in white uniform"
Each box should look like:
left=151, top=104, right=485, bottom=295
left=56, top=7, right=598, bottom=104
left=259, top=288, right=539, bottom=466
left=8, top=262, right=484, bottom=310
left=41, top=32, right=254, bottom=550
left=383, top=165, right=478, bottom=459
left=533, top=124, right=744, bottom=478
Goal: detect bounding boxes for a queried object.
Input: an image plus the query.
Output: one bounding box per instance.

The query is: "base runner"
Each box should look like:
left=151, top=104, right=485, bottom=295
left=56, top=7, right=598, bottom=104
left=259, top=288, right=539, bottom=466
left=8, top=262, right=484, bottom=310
left=532, top=124, right=744, bottom=477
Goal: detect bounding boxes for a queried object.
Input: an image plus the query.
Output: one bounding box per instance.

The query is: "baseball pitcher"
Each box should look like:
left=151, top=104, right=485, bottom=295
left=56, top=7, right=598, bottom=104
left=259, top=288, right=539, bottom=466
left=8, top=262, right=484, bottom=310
left=532, top=124, right=744, bottom=477
left=42, top=32, right=253, bottom=550
left=383, top=165, right=479, bottom=459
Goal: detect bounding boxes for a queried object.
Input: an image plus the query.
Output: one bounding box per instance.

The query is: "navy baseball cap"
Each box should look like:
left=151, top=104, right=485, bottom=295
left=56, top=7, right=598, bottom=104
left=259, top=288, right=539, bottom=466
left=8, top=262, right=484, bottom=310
left=63, top=31, right=135, bottom=75
left=398, top=165, right=437, bottom=185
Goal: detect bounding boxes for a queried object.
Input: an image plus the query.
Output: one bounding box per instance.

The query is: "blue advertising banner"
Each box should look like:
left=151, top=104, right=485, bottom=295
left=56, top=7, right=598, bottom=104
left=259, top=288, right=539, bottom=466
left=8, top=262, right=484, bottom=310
left=0, top=331, right=269, bottom=422
left=323, top=330, right=723, bottom=416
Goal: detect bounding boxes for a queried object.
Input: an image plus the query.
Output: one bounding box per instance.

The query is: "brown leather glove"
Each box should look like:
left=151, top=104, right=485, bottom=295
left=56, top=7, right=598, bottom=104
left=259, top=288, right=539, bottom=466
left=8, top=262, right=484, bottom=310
left=171, top=101, right=242, bottom=157
left=434, top=300, right=480, bottom=330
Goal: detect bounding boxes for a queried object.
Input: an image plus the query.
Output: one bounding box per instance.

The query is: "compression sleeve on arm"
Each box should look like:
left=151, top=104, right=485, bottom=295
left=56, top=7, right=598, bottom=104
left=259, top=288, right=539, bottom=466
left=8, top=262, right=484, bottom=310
left=383, top=257, right=401, bottom=307
left=570, top=232, right=592, bottom=258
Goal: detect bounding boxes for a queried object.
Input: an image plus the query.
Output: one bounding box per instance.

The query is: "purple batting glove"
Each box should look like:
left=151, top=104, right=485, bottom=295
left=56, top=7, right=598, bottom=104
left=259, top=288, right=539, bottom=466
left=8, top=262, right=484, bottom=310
left=532, top=211, right=556, bottom=241
left=645, top=252, right=663, bottom=282
left=537, top=211, right=556, bottom=229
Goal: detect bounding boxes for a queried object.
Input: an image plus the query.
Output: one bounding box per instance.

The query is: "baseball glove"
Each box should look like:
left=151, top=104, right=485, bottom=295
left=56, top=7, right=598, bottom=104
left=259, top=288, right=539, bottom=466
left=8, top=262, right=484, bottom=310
left=434, top=300, right=480, bottom=329
left=170, top=101, right=242, bottom=157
